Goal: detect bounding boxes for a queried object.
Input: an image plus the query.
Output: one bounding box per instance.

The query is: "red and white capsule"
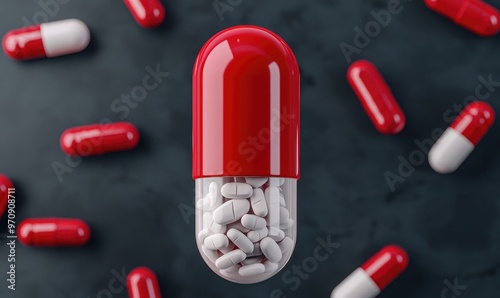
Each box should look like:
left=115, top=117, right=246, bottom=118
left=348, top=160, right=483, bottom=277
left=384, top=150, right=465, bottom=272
left=2, top=19, right=90, bottom=60
left=0, top=175, right=13, bottom=219
left=425, top=0, right=500, bottom=37
left=331, top=245, right=408, bottom=298
left=18, top=218, right=91, bottom=247
left=124, top=0, right=166, bottom=28
left=347, top=60, right=406, bottom=135
left=127, top=267, right=162, bottom=298
left=60, top=122, right=140, bottom=157
left=429, top=101, right=495, bottom=174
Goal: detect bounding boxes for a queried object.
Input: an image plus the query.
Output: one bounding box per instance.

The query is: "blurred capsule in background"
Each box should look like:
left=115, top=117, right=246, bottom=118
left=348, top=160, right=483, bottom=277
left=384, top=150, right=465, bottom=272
left=60, top=122, right=140, bottom=157
left=331, top=245, right=408, bottom=298
left=0, top=174, right=13, bottom=219
left=127, top=267, right=162, bottom=298
left=347, top=60, right=406, bottom=135
left=2, top=19, right=90, bottom=60
left=429, top=101, right=495, bottom=174
left=18, top=218, right=91, bottom=247
left=124, top=0, right=166, bottom=28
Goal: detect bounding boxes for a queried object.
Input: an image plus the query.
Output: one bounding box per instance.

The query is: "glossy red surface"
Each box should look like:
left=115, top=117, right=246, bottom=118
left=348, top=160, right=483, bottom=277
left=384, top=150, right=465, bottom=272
left=361, top=245, right=409, bottom=290
left=127, top=267, right=162, bottom=298
left=0, top=175, right=13, bottom=219
left=193, top=25, right=300, bottom=179
left=18, top=218, right=91, bottom=247
left=425, top=0, right=500, bottom=37
left=124, top=0, right=165, bottom=28
left=60, top=122, right=140, bottom=157
left=347, top=60, right=406, bottom=135
left=450, top=101, right=495, bottom=146
left=2, top=25, right=46, bottom=60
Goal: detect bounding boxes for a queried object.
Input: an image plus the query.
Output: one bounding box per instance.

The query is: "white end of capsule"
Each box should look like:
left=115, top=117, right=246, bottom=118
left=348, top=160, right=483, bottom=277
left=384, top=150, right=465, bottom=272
left=330, top=268, right=380, bottom=298
left=41, top=19, right=91, bottom=57
left=428, top=128, right=474, bottom=174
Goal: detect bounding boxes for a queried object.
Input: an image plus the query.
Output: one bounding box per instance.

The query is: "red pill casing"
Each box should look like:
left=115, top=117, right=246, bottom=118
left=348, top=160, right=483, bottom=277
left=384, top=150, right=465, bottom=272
left=0, top=175, right=13, bottom=219
left=60, top=122, right=140, bottom=157
left=124, top=0, right=166, bottom=28
left=347, top=60, right=406, bottom=135
left=361, top=245, right=409, bottom=290
left=18, top=218, right=91, bottom=247
left=450, top=101, right=495, bottom=146
left=127, top=267, right=162, bottom=298
left=2, top=25, right=45, bottom=60
left=193, top=25, right=300, bottom=178
left=425, top=0, right=500, bottom=37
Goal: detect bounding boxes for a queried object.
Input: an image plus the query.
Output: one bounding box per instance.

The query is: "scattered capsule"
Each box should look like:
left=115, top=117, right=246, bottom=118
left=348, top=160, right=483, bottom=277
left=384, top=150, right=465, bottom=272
left=331, top=245, right=408, bottom=298
left=124, top=0, right=166, bottom=28
left=18, top=218, right=91, bottom=247
left=127, top=267, right=162, bottom=298
left=347, top=60, right=405, bottom=135
left=0, top=175, right=13, bottom=219
left=2, top=19, right=90, bottom=60
left=429, top=102, right=495, bottom=174
left=60, top=122, right=140, bottom=157
left=425, top=0, right=500, bottom=37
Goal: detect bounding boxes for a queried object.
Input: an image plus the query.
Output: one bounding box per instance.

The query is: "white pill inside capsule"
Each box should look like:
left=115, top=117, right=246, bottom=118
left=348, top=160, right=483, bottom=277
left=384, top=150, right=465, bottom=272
left=197, top=228, right=213, bottom=243
left=215, top=249, right=247, bottom=269
left=269, top=178, right=285, bottom=186
left=203, top=212, right=226, bottom=234
left=280, top=193, right=286, bottom=207
left=219, top=242, right=235, bottom=254
left=280, top=218, right=295, bottom=230
left=245, top=177, right=268, bottom=188
left=220, top=264, right=241, bottom=277
left=204, top=234, right=229, bottom=251
left=263, top=260, right=279, bottom=273
left=246, top=243, right=262, bottom=257
left=250, top=188, right=268, bottom=217
left=213, top=200, right=250, bottom=225
left=202, top=245, right=219, bottom=263
left=247, top=227, right=268, bottom=243
left=279, top=207, right=290, bottom=225
left=241, top=256, right=263, bottom=265
left=268, top=227, right=285, bottom=242
left=207, top=181, right=222, bottom=208
left=261, top=237, right=282, bottom=263
left=227, top=221, right=250, bottom=233
left=221, top=182, right=253, bottom=199
left=239, top=263, right=266, bottom=277
left=278, top=237, right=294, bottom=256
left=241, top=214, right=266, bottom=230
left=266, top=187, right=280, bottom=235
left=227, top=229, right=254, bottom=254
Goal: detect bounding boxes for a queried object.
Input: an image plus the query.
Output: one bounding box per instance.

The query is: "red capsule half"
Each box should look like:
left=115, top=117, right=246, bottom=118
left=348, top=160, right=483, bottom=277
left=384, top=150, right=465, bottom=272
left=124, top=0, right=166, bottom=28
left=0, top=175, right=13, bottom=219
left=361, top=245, right=409, bottom=291
left=450, top=101, right=495, bottom=146
left=347, top=60, right=406, bottom=135
left=60, top=122, right=140, bottom=157
left=127, top=267, right=162, bottom=298
left=2, top=25, right=45, bottom=60
left=18, top=218, right=91, bottom=247
left=425, top=0, right=500, bottom=37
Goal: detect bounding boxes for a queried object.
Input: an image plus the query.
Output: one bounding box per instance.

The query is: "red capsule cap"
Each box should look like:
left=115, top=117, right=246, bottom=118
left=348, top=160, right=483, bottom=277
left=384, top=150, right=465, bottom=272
left=2, top=25, right=46, bottom=60
left=0, top=175, right=13, bottom=219
left=347, top=60, right=406, bottom=135
left=18, top=218, right=91, bottom=247
left=193, top=25, right=300, bottom=179
left=361, top=245, right=409, bottom=290
left=124, top=0, right=166, bottom=28
left=425, top=0, right=500, bottom=37
left=450, top=101, right=495, bottom=146
left=127, top=267, right=162, bottom=298
left=60, top=122, right=140, bottom=157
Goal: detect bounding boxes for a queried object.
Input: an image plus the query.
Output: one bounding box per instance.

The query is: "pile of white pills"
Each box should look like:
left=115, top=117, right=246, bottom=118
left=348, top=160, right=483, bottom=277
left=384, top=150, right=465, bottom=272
left=197, top=177, right=295, bottom=278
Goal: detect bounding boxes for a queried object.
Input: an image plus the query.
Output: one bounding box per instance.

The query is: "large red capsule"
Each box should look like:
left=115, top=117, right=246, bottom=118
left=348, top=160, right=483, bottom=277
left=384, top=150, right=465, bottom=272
left=0, top=175, right=13, bottom=219
left=347, top=60, right=406, bottom=135
left=425, top=0, right=500, bottom=37
left=127, top=267, right=162, bottom=298
left=60, top=122, right=140, bottom=157
left=124, top=0, right=166, bottom=28
left=18, top=218, right=91, bottom=247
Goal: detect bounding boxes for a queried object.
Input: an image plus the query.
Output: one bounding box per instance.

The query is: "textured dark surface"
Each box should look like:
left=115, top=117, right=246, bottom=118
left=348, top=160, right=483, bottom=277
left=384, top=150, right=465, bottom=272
left=0, top=0, right=499, bottom=297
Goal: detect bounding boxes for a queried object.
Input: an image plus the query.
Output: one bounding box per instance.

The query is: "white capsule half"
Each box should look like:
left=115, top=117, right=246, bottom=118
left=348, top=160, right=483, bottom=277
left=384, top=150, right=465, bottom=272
left=41, top=19, right=90, bottom=57
left=330, top=268, right=380, bottom=298
left=428, top=128, right=474, bottom=174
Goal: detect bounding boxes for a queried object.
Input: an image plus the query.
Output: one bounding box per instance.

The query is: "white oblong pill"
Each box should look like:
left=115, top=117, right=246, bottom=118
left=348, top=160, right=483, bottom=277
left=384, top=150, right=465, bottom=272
left=241, top=214, right=266, bottom=230
left=204, top=234, right=229, bottom=251
left=280, top=193, right=286, bottom=207
left=227, top=221, right=250, bottom=233
left=269, top=178, right=285, bottom=186
left=219, top=242, right=235, bottom=254
left=215, top=249, right=247, bottom=269
left=203, top=212, right=226, bottom=233
left=268, top=227, right=285, bottom=242
left=202, top=245, right=219, bottom=263
left=213, top=200, right=250, bottom=225
left=197, top=229, right=213, bottom=243
left=265, top=187, right=280, bottom=232
left=221, top=182, right=253, bottom=199
left=239, top=263, right=266, bottom=277
left=227, top=228, right=254, bottom=254
left=246, top=243, right=262, bottom=257
left=241, top=256, right=263, bottom=265
left=278, top=237, right=294, bottom=256
left=208, top=181, right=223, bottom=208
left=263, top=260, right=279, bottom=273
left=280, top=218, right=295, bottom=230
left=250, top=188, right=268, bottom=217
left=220, top=264, right=241, bottom=278
left=245, top=177, right=268, bottom=188
left=261, top=237, right=282, bottom=263
left=41, top=19, right=90, bottom=57
left=279, top=207, right=290, bottom=225
left=247, top=227, right=268, bottom=243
